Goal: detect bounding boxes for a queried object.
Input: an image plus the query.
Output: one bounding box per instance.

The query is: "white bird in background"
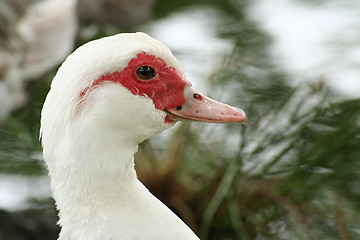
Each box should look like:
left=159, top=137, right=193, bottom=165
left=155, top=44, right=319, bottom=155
left=0, top=0, right=77, bottom=121
left=40, top=32, right=247, bottom=240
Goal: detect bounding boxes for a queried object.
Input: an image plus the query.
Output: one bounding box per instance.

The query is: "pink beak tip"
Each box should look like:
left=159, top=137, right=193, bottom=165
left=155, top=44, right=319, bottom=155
left=233, top=107, right=248, bottom=125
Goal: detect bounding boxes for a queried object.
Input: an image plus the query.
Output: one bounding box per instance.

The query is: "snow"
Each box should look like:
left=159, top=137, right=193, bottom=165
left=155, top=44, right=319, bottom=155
left=248, top=0, right=360, bottom=97
left=0, top=174, right=51, bottom=210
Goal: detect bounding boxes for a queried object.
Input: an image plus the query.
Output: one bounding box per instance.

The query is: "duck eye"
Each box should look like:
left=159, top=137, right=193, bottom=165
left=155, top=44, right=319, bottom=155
left=136, top=66, right=156, bottom=80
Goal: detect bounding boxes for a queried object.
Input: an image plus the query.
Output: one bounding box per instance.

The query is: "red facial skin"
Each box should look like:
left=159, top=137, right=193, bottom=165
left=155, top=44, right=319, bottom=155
left=80, top=53, right=191, bottom=123
left=79, top=52, right=248, bottom=125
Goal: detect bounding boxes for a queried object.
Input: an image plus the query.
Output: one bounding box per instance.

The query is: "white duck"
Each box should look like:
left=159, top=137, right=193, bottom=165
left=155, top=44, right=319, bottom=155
left=0, top=0, right=77, bottom=121
left=40, top=32, right=247, bottom=240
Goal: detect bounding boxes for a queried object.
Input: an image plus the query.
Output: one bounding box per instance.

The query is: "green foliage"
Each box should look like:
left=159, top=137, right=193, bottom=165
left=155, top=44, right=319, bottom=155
left=0, top=73, right=51, bottom=175
left=136, top=2, right=360, bottom=239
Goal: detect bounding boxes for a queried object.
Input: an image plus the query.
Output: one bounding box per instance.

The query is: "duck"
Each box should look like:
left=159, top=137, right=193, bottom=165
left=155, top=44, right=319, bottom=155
left=0, top=0, right=77, bottom=121
left=40, top=32, right=247, bottom=240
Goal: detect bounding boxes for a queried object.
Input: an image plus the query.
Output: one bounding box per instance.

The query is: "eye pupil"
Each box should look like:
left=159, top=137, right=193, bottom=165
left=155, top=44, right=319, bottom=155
left=136, top=66, right=156, bottom=80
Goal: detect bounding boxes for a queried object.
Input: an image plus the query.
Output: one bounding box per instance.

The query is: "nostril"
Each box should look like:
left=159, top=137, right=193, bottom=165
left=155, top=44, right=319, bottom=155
left=176, top=106, right=182, bottom=111
left=193, top=93, right=203, bottom=101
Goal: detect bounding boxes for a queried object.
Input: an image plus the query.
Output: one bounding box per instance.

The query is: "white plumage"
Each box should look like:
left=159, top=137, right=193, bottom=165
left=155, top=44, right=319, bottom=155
left=41, top=32, right=247, bottom=240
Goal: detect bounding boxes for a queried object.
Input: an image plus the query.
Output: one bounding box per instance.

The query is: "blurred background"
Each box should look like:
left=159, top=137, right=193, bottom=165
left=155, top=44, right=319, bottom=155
left=0, top=0, right=360, bottom=239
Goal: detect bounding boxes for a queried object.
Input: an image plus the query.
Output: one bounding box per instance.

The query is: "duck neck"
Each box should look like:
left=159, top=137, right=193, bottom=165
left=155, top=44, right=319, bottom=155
left=47, top=130, right=146, bottom=236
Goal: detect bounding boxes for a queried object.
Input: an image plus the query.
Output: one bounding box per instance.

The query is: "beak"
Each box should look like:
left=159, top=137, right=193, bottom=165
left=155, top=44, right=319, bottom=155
left=165, top=86, right=248, bottom=125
